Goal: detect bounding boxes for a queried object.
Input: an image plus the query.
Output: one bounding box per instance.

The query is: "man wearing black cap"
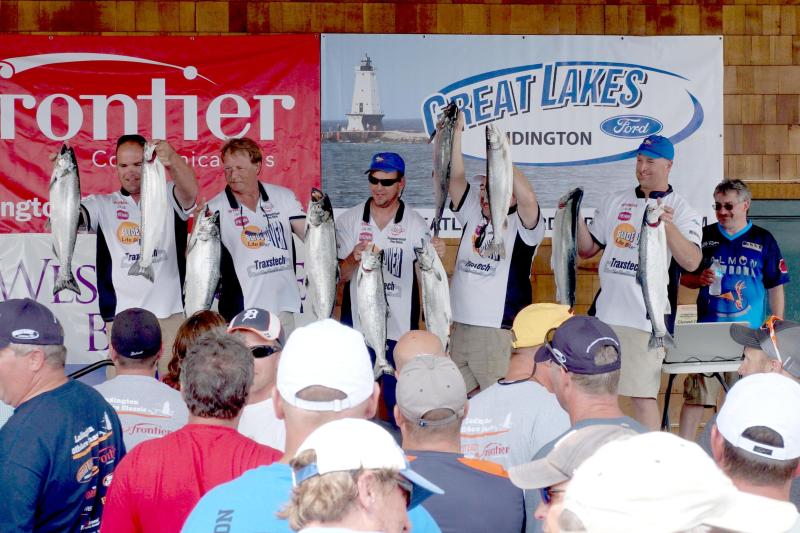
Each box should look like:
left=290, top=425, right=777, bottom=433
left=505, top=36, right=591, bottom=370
left=95, top=307, right=188, bottom=451
left=0, top=298, right=125, bottom=533
left=336, top=152, right=445, bottom=423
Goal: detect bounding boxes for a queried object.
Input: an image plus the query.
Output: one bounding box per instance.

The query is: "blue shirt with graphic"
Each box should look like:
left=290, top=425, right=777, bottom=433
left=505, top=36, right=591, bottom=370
left=696, top=222, right=789, bottom=328
left=182, top=463, right=442, bottom=533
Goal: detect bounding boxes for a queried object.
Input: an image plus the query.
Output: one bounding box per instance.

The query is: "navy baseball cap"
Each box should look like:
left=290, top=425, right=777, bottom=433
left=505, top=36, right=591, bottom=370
left=111, top=308, right=162, bottom=359
left=228, top=308, right=285, bottom=347
left=0, top=298, right=64, bottom=348
left=546, top=316, right=621, bottom=375
left=637, top=135, right=674, bottom=160
left=365, top=152, right=405, bottom=175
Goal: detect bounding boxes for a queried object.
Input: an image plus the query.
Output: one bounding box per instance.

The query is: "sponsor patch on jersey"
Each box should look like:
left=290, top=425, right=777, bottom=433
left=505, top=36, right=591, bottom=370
left=115, top=209, right=129, bottom=221
left=116, top=221, right=140, bottom=245
left=234, top=216, right=249, bottom=227
left=780, top=258, right=789, bottom=274
left=241, top=225, right=267, bottom=249
left=612, top=223, right=638, bottom=249
left=390, top=224, right=404, bottom=237
left=618, top=211, right=632, bottom=221
left=702, top=240, right=719, bottom=248
left=84, top=487, right=97, bottom=500
left=742, top=241, right=763, bottom=252
left=102, top=474, right=113, bottom=487
left=76, top=458, right=100, bottom=484
left=263, top=202, right=274, bottom=213
left=359, top=231, right=374, bottom=243
left=97, top=446, right=116, bottom=465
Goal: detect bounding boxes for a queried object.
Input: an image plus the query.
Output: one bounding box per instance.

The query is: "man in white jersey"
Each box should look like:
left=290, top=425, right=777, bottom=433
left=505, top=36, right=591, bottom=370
left=206, top=138, right=306, bottom=332
left=447, top=113, right=545, bottom=394
left=336, top=152, right=445, bottom=425
left=576, top=135, right=702, bottom=430
left=81, top=134, right=198, bottom=377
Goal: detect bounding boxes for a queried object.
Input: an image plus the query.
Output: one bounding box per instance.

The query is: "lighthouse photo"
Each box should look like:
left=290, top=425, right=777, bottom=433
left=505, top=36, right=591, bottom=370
left=345, top=55, right=384, bottom=132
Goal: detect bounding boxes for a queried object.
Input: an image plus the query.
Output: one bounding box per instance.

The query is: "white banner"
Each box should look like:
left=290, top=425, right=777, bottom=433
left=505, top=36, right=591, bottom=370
left=322, top=35, right=722, bottom=230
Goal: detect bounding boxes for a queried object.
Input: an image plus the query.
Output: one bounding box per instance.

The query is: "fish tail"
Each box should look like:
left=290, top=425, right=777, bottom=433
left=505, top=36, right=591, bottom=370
left=648, top=332, right=675, bottom=350
left=53, top=270, right=80, bottom=295
left=373, top=359, right=395, bottom=379
left=128, top=260, right=155, bottom=282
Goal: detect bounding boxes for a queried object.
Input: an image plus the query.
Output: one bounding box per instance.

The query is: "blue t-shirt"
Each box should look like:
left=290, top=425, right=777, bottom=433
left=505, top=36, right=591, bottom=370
left=0, top=379, right=126, bottom=533
left=696, top=223, right=789, bottom=328
left=182, top=463, right=441, bottom=533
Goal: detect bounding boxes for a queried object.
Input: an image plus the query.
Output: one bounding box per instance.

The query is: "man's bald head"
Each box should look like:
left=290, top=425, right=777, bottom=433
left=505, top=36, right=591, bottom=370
left=394, top=330, right=446, bottom=372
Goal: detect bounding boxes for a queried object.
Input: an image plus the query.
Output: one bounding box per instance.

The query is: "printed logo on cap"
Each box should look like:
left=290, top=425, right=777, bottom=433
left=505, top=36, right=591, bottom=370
left=242, top=309, right=260, bottom=321
left=12, top=328, right=40, bottom=340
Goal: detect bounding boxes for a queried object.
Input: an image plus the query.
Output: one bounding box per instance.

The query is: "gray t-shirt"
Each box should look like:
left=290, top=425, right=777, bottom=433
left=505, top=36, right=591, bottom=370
left=461, top=380, right=570, bottom=471
left=95, top=374, right=189, bottom=450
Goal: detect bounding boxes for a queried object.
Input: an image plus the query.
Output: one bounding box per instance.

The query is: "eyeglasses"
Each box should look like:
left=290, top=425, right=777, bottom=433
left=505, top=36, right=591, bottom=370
left=544, top=327, right=568, bottom=372
left=368, top=175, right=402, bottom=187
left=765, top=315, right=783, bottom=363
left=713, top=201, right=741, bottom=212
left=250, top=345, right=281, bottom=359
left=540, top=486, right=566, bottom=505
left=393, top=475, right=414, bottom=508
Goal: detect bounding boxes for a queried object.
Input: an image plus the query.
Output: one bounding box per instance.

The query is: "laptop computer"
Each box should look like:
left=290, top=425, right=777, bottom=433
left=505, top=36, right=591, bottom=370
left=665, top=321, right=749, bottom=364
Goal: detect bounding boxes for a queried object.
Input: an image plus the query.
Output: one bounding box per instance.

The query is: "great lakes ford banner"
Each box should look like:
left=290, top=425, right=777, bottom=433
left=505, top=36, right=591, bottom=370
left=322, top=35, right=722, bottom=233
left=0, top=35, right=320, bottom=234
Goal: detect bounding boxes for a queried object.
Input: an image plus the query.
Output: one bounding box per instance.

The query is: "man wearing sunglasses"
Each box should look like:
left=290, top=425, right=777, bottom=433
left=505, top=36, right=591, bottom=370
left=679, top=179, right=790, bottom=440
left=576, top=134, right=703, bottom=430
left=336, top=152, right=445, bottom=424
left=227, top=307, right=286, bottom=452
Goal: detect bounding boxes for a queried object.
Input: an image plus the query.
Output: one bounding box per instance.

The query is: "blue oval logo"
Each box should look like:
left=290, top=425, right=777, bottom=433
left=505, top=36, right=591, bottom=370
left=600, top=115, right=663, bottom=139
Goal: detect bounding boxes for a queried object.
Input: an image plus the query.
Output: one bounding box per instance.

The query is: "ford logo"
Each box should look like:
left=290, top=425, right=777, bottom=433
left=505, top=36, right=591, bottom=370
left=600, top=115, right=663, bottom=139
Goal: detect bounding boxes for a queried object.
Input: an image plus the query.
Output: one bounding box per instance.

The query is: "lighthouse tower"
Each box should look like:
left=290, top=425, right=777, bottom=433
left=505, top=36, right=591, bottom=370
left=345, top=54, right=384, bottom=132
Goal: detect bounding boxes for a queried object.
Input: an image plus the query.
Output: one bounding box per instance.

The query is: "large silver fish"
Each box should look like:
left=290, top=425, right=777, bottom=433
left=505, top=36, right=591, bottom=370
left=49, top=144, right=81, bottom=295
left=129, top=142, right=169, bottom=282
left=357, top=245, right=392, bottom=378
left=551, top=187, right=583, bottom=309
left=637, top=203, right=674, bottom=348
left=482, top=123, right=514, bottom=260
left=431, top=102, right=458, bottom=238
left=183, top=210, right=221, bottom=317
left=304, top=188, right=338, bottom=320
left=414, top=239, right=452, bottom=351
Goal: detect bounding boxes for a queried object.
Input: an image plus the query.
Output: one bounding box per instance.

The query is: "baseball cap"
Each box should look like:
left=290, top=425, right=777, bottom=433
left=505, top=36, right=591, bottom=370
left=228, top=308, right=285, bottom=347
left=511, top=303, right=573, bottom=349
left=564, top=432, right=799, bottom=533
left=716, top=373, right=800, bottom=460
left=365, top=152, right=405, bottom=175
left=0, top=298, right=64, bottom=348
left=508, top=425, right=636, bottom=490
left=277, top=319, right=374, bottom=412
left=396, top=355, right=467, bottom=427
left=545, top=316, right=621, bottom=375
left=110, top=308, right=161, bottom=359
left=293, top=418, right=443, bottom=509
left=637, top=134, right=674, bottom=160
left=730, top=318, right=800, bottom=378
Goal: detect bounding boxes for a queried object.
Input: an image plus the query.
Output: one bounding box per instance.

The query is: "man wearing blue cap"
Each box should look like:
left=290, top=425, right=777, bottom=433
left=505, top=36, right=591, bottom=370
left=0, top=298, right=126, bottom=532
left=336, top=152, right=445, bottom=424
left=576, top=135, right=703, bottom=430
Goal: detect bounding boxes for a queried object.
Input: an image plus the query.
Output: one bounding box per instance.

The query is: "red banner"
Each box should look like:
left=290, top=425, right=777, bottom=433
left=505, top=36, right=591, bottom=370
left=0, top=35, right=320, bottom=233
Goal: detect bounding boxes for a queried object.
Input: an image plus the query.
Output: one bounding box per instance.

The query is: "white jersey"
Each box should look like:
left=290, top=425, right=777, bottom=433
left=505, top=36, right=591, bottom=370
left=336, top=200, right=431, bottom=341
left=238, top=397, right=286, bottom=452
left=82, top=184, right=192, bottom=320
left=450, top=185, right=545, bottom=329
left=207, top=183, right=305, bottom=321
left=588, top=186, right=702, bottom=332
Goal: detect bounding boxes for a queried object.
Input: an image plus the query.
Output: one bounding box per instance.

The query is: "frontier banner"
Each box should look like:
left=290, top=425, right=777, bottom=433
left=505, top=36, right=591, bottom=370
left=321, top=35, right=723, bottom=233
left=0, top=35, right=320, bottom=233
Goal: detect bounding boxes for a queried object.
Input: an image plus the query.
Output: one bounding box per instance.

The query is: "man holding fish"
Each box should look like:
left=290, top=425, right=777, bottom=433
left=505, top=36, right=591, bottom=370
left=448, top=112, right=545, bottom=395
left=576, top=135, right=702, bottom=430
left=81, top=134, right=198, bottom=375
left=336, top=152, right=445, bottom=423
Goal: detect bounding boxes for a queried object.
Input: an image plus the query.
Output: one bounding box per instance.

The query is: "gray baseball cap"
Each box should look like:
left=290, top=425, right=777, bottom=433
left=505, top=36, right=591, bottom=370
left=396, top=355, right=467, bottom=427
left=509, top=425, right=637, bottom=490
left=730, top=319, right=800, bottom=378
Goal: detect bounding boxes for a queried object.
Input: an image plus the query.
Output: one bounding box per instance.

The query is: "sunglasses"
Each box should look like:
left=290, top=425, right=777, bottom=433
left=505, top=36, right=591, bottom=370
left=765, top=315, right=783, bottom=363
left=393, top=475, right=414, bottom=509
left=540, top=486, right=566, bottom=505
left=544, top=327, right=569, bottom=372
left=713, top=201, right=741, bottom=212
left=250, top=345, right=281, bottom=359
left=368, top=175, right=402, bottom=187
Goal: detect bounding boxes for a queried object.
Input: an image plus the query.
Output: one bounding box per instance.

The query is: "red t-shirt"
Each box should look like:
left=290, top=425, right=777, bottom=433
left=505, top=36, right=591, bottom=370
left=100, top=424, right=280, bottom=533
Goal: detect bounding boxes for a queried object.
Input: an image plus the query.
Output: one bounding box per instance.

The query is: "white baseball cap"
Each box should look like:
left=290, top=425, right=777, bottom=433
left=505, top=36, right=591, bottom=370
left=293, top=418, right=443, bottom=509
left=277, top=319, right=374, bottom=412
left=564, top=431, right=799, bottom=533
left=717, top=373, right=800, bottom=460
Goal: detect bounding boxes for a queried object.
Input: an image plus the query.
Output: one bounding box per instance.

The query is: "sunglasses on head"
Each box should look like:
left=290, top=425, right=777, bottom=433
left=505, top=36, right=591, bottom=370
left=250, top=345, right=281, bottom=359
left=368, top=175, right=402, bottom=187
left=765, top=315, right=783, bottom=363
left=540, top=486, right=566, bottom=505
left=713, top=201, right=741, bottom=212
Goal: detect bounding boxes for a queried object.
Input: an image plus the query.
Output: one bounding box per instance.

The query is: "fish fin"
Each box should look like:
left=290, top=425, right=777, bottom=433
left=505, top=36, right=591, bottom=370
left=481, top=238, right=506, bottom=260
left=45, top=218, right=52, bottom=233
left=128, top=261, right=155, bottom=282
left=434, top=269, right=443, bottom=283
left=53, top=271, right=80, bottom=296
